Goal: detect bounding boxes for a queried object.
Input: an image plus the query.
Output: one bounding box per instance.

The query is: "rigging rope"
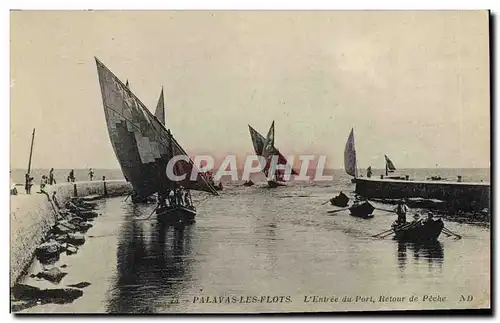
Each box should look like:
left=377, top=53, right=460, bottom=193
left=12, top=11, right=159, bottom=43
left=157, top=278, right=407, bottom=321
left=133, top=205, right=159, bottom=221
left=194, top=195, right=211, bottom=207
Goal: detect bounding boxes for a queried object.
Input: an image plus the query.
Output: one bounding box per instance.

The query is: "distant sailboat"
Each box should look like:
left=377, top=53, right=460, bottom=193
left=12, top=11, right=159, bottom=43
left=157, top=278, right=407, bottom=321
left=383, top=155, right=406, bottom=179
left=344, top=128, right=359, bottom=183
left=248, top=123, right=298, bottom=182
left=259, top=121, right=297, bottom=188
left=95, top=58, right=218, bottom=223
left=384, top=155, right=396, bottom=175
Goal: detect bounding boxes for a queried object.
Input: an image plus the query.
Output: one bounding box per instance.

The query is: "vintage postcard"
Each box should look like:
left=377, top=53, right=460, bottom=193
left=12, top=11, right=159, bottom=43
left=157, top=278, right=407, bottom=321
left=10, top=10, right=491, bottom=313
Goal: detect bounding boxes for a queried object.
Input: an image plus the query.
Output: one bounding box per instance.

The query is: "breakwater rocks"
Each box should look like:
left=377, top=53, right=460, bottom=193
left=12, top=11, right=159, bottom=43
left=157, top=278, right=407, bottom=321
left=10, top=180, right=132, bottom=311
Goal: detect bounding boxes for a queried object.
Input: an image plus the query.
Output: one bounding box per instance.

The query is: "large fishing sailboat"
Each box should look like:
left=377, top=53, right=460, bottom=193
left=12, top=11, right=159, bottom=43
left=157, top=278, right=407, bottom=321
left=249, top=121, right=297, bottom=188
left=344, top=128, right=359, bottom=183
left=154, top=88, right=165, bottom=126
left=95, top=58, right=218, bottom=224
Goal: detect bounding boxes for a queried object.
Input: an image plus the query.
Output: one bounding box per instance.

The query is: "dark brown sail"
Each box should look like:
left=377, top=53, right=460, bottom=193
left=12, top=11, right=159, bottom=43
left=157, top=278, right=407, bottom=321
left=95, top=57, right=218, bottom=199
left=248, top=123, right=298, bottom=176
left=155, top=87, right=165, bottom=126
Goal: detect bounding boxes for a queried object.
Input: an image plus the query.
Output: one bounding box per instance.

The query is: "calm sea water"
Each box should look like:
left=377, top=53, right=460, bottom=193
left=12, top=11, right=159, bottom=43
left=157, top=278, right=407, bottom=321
left=16, top=169, right=490, bottom=313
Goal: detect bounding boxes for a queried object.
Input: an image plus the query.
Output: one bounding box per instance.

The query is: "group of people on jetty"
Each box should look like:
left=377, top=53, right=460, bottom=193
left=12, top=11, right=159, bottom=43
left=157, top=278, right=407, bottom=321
left=158, top=187, right=194, bottom=210
left=16, top=168, right=99, bottom=196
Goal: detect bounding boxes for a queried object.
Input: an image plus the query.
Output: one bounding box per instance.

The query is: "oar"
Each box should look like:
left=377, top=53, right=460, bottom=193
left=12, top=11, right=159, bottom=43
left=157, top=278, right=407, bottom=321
left=442, top=230, right=453, bottom=237
left=372, top=228, right=394, bottom=237
left=382, top=221, right=418, bottom=238
left=377, top=231, right=396, bottom=239
left=443, top=227, right=462, bottom=239
left=373, top=221, right=420, bottom=239
left=321, top=199, right=331, bottom=205
left=373, top=207, right=397, bottom=214
left=327, top=207, right=349, bottom=214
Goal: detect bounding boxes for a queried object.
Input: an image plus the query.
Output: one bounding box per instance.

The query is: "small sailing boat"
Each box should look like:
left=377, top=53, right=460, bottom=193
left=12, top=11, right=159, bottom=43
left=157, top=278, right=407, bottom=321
left=344, top=128, right=360, bottom=183
left=95, top=58, right=218, bottom=224
left=383, top=155, right=407, bottom=180
left=248, top=122, right=297, bottom=188
left=248, top=124, right=296, bottom=169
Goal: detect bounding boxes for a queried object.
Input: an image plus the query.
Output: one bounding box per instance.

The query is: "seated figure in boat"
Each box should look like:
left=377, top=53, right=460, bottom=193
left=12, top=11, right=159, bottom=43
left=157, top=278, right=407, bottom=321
left=366, top=166, right=372, bottom=178
left=175, top=188, right=184, bottom=206
left=422, top=212, right=441, bottom=226
left=168, top=189, right=176, bottom=206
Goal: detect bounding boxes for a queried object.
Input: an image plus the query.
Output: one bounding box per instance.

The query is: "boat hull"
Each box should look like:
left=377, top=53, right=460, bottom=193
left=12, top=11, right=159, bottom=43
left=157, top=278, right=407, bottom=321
left=393, top=219, right=444, bottom=242
left=156, top=205, right=196, bottom=225
left=331, top=193, right=349, bottom=207
left=349, top=201, right=375, bottom=219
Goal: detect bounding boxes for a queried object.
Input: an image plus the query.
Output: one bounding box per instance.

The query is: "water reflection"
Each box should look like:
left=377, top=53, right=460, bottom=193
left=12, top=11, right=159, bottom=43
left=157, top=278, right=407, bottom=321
left=106, top=207, right=193, bottom=313
left=397, top=241, right=444, bottom=272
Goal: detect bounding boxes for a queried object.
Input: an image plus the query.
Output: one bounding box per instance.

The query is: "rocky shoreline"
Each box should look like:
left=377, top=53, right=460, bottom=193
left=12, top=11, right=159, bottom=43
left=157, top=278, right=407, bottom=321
left=10, top=180, right=132, bottom=312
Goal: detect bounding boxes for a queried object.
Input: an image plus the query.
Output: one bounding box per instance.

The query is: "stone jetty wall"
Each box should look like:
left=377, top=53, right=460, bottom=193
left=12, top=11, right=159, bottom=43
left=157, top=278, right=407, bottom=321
left=355, top=178, right=490, bottom=211
left=10, top=180, right=132, bottom=287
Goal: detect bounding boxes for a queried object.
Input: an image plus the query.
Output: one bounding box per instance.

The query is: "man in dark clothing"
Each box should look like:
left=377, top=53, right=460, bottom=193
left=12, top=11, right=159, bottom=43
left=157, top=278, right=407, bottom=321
left=176, top=188, right=183, bottom=206
left=25, top=173, right=30, bottom=194
left=49, top=168, right=56, bottom=185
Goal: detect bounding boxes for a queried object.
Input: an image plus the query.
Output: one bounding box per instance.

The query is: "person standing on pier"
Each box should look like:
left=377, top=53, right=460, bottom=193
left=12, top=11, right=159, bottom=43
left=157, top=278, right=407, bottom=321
left=25, top=173, right=33, bottom=194
left=68, top=169, right=75, bottom=182
left=88, top=168, right=94, bottom=181
left=40, top=175, right=48, bottom=192
left=49, top=168, right=56, bottom=185
left=25, top=173, right=30, bottom=194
